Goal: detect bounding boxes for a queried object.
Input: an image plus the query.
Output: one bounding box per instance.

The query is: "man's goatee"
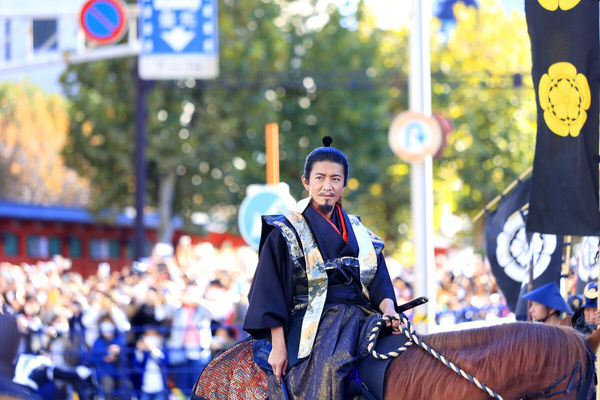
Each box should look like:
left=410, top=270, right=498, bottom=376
left=316, top=204, right=334, bottom=215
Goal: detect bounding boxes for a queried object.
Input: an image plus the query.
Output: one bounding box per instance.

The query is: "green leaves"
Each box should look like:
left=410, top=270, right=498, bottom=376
left=60, top=0, right=535, bottom=253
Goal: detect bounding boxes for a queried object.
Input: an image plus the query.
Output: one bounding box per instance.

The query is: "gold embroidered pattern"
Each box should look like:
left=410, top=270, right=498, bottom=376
left=348, top=215, right=378, bottom=300
left=285, top=211, right=328, bottom=359
left=269, top=219, right=303, bottom=261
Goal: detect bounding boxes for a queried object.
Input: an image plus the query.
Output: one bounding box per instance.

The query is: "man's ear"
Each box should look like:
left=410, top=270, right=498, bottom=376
left=301, top=175, right=309, bottom=190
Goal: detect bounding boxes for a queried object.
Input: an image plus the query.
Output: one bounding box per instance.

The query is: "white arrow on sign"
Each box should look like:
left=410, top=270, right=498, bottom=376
left=161, top=26, right=195, bottom=52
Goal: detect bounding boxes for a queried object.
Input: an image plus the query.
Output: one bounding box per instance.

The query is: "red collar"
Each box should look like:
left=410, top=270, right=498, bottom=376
left=310, top=203, right=348, bottom=243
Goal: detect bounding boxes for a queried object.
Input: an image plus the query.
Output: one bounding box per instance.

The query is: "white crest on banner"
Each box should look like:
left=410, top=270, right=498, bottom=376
left=495, top=209, right=557, bottom=283
left=577, top=236, right=599, bottom=283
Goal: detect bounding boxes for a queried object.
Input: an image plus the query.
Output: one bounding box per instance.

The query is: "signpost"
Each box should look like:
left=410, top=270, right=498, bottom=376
left=266, top=123, right=279, bottom=185
left=80, top=0, right=128, bottom=45
left=405, top=0, right=436, bottom=333
left=238, top=124, right=295, bottom=250
left=388, top=111, right=442, bottom=163
left=138, top=0, right=219, bottom=80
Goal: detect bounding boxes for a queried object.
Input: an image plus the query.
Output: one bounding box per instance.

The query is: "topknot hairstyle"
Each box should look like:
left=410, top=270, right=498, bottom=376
left=303, top=136, right=349, bottom=185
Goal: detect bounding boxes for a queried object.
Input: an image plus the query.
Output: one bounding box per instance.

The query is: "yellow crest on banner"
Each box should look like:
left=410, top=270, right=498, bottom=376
left=538, top=62, right=590, bottom=137
left=537, top=0, right=580, bottom=11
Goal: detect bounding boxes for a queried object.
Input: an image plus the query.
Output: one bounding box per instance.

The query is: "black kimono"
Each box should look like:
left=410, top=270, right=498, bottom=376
left=243, top=202, right=396, bottom=399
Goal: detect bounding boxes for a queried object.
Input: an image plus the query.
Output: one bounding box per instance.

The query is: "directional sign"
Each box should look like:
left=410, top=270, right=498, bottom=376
left=238, top=184, right=296, bottom=250
left=80, top=0, right=128, bottom=45
left=138, top=0, right=219, bottom=80
left=388, top=111, right=442, bottom=163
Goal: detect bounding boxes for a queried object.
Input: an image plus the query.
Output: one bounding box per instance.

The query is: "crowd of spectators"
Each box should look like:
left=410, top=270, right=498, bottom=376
left=0, top=237, right=508, bottom=399
left=390, top=247, right=510, bottom=326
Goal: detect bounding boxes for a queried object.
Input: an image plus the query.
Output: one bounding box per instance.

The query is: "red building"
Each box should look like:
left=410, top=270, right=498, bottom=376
left=0, top=200, right=170, bottom=277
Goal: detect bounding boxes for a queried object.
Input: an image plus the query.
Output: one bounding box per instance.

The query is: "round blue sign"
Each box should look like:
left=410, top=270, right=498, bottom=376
left=238, top=186, right=295, bottom=250
left=80, top=0, right=128, bottom=44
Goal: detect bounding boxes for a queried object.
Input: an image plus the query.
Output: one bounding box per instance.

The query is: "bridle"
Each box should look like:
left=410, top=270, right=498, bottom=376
left=519, top=362, right=588, bottom=399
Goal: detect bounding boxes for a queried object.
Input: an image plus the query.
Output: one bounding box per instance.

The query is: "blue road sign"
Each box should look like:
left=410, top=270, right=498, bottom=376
left=138, top=0, right=219, bottom=80
left=238, top=184, right=296, bottom=250
left=80, top=0, right=128, bottom=45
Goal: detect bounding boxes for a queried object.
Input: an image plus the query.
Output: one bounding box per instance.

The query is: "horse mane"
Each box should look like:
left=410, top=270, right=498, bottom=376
left=385, top=322, right=593, bottom=400
left=424, top=322, right=587, bottom=373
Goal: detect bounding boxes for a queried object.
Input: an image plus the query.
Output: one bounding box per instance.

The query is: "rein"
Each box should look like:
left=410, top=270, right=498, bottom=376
left=365, top=315, right=586, bottom=400
left=520, top=362, right=583, bottom=400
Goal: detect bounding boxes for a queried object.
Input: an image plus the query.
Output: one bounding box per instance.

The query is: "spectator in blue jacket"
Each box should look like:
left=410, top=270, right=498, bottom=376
left=134, top=329, right=169, bottom=400
left=90, top=315, right=132, bottom=399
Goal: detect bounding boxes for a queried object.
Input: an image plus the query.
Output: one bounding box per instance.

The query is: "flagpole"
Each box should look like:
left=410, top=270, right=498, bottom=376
left=527, top=258, right=533, bottom=322
left=560, top=236, right=571, bottom=299
left=473, top=166, right=532, bottom=222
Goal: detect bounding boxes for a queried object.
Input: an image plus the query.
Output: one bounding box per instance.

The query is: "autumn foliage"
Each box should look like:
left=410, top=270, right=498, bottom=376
left=0, top=81, right=89, bottom=205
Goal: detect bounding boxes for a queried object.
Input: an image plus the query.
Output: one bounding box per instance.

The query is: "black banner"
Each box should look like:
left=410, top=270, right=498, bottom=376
left=485, top=178, right=563, bottom=316
left=576, top=236, right=599, bottom=293
left=525, top=0, right=600, bottom=235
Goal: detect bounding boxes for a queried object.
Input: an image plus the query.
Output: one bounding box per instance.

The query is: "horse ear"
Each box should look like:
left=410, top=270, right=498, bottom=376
left=586, top=329, right=600, bottom=353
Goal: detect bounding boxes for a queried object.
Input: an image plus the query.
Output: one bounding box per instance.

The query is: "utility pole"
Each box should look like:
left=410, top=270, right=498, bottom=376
left=134, top=61, right=147, bottom=260
left=409, top=0, right=436, bottom=333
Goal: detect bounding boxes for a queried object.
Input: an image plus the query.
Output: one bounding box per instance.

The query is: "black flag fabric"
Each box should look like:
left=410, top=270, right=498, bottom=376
left=525, top=0, right=600, bottom=235
left=485, top=178, right=563, bottom=315
left=576, top=236, right=599, bottom=293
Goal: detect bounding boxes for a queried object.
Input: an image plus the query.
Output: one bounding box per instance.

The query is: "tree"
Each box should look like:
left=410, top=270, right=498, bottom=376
left=62, top=0, right=400, bottom=246
left=274, top=3, right=409, bottom=251
left=60, top=0, right=534, bottom=256
left=366, top=0, right=535, bottom=260
left=61, top=0, right=290, bottom=241
left=430, top=1, right=535, bottom=247
left=0, top=81, right=89, bottom=205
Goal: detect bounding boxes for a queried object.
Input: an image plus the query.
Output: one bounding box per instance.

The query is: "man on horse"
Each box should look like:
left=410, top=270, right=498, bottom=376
left=242, top=136, right=401, bottom=399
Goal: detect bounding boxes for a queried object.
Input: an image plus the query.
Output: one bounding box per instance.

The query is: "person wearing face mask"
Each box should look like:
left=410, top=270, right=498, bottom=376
left=165, top=284, right=212, bottom=396
left=46, top=313, right=73, bottom=397
left=134, top=329, right=169, bottom=400
left=0, top=311, right=43, bottom=400
left=16, top=295, right=44, bottom=354
left=90, top=315, right=132, bottom=399
left=5, top=309, right=95, bottom=400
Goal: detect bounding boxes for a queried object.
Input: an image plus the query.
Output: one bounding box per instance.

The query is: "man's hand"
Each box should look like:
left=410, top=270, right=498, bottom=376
left=379, top=298, right=402, bottom=334
left=591, top=310, right=600, bottom=326
left=269, top=326, right=288, bottom=384
left=268, top=343, right=288, bottom=384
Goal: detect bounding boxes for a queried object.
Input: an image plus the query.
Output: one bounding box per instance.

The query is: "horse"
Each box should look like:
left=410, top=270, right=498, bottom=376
left=384, top=322, right=596, bottom=400
left=192, top=322, right=597, bottom=400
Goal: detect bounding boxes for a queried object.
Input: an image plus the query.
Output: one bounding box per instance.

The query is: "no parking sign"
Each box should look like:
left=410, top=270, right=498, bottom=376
left=238, top=183, right=296, bottom=250
left=80, top=0, right=128, bottom=45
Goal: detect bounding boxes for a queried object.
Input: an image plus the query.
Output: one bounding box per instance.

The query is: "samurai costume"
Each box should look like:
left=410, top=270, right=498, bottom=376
left=243, top=197, right=396, bottom=399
